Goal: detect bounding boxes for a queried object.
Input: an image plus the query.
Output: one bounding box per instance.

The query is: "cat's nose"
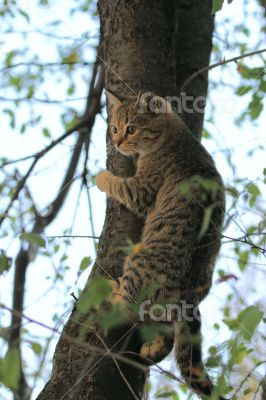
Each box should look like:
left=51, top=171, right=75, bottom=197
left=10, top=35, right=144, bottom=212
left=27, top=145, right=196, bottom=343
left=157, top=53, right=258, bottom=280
left=117, top=138, right=123, bottom=147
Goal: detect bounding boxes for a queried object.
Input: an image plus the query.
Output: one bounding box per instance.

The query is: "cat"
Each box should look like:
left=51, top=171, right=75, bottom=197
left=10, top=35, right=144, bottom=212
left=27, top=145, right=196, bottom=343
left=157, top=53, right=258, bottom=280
left=96, top=90, right=226, bottom=399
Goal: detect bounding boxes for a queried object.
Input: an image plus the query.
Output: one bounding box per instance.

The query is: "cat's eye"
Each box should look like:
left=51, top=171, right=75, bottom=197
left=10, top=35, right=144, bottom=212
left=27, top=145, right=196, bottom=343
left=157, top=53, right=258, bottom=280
left=111, top=125, right=118, bottom=134
left=126, top=125, right=136, bottom=134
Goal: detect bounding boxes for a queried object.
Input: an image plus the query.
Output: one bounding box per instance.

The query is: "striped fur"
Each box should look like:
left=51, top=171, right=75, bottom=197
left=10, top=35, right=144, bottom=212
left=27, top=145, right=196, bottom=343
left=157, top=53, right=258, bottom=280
left=96, top=92, right=225, bottom=399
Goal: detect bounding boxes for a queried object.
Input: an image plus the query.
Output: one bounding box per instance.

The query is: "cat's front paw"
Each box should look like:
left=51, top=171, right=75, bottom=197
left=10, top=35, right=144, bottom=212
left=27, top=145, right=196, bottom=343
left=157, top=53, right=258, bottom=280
left=96, top=170, right=113, bottom=192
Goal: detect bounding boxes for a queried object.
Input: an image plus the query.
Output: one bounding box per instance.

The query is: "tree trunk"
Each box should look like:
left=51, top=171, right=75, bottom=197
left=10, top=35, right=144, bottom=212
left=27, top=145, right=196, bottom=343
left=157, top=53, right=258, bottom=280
left=37, top=1, right=214, bottom=399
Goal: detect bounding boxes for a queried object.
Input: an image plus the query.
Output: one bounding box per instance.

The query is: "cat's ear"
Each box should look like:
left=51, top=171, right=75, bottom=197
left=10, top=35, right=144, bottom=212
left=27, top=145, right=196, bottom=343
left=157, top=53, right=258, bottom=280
left=148, top=95, right=173, bottom=114
left=106, top=90, right=122, bottom=109
left=136, top=91, right=173, bottom=114
left=135, top=89, right=147, bottom=107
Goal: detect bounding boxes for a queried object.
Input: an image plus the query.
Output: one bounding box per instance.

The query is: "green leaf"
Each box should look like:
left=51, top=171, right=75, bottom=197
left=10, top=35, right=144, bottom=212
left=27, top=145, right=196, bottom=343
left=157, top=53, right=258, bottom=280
left=259, top=80, right=266, bottom=92
left=0, top=349, right=20, bottom=389
left=202, top=129, right=210, bottom=139
left=236, top=86, right=251, bottom=96
left=209, top=345, right=218, bottom=356
left=77, top=276, right=111, bottom=312
left=155, top=388, right=179, bottom=399
left=198, top=206, right=213, bottom=239
left=238, top=251, right=249, bottom=271
left=212, top=0, right=224, bottom=13
left=223, top=305, right=263, bottom=340
left=98, top=306, right=127, bottom=333
left=17, top=8, right=30, bottom=23
left=238, top=305, right=263, bottom=340
left=206, top=354, right=222, bottom=367
left=247, top=183, right=261, bottom=207
left=3, top=109, right=15, bottom=129
left=27, top=85, right=35, bottom=98
left=223, top=318, right=240, bottom=331
left=226, top=186, right=239, bottom=198
left=248, top=94, right=263, bottom=120
left=78, top=256, right=92, bottom=273
left=5, top=50, right=17, bottom=67
left=67, top=83, right=75, bottom=95
left=20, top=233, right=46, bottom=248
left=235, top=248, right=250, bottom=271
left=30, top=342, right=42, bottom=356
left=20, top=123, right=26, bottom=134
left=0, top=252, right=12, bottom=275
left=42, top=128, right=51, bottom=138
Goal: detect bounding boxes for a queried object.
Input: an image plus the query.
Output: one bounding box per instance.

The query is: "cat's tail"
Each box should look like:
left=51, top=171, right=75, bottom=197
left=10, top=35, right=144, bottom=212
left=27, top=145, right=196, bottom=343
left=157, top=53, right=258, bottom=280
left=174, top=311, right=226, bottom=400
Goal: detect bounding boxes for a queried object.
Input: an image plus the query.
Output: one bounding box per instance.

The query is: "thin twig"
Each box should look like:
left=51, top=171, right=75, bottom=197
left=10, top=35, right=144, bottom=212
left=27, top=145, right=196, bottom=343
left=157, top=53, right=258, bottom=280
left=0, top=120, right=88, bottom=228
left=1, top=119, right=88, bottom=167
left=4, top=29, right=99, bottom=41
left=0, top=61, right=93, bottom=73
left=180, top=48, right=266, bottom=93
left=46, top=235, right=100, bottom=239
left=0, top=95, right=88, bottom=103
left=0, top=157, right=38, bottom=227
left=222, top=234, right=266, bottom=255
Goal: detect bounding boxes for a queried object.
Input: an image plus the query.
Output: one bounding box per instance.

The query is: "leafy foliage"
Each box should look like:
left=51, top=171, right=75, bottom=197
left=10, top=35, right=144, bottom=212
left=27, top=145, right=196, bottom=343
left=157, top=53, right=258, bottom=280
left=0, top=349, right=20, bottom=390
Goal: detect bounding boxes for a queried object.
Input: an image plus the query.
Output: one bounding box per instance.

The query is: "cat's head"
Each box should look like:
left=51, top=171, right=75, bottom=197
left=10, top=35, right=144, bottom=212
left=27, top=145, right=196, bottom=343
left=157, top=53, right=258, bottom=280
left=106, top=90, right=177, bottom=156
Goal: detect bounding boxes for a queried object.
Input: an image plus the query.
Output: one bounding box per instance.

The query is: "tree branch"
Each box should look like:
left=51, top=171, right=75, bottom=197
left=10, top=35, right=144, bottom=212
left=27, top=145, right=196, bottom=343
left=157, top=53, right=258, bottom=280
left=0, top=119, right=89, bottom=228
left=1, top=119, right=88, bottom=168
left=0, top=61, right=93, bottom=73
left=222, top=234, right=266, bottom=255
left=7, top=54, right=104, bottom=400
left=0, top=95, right=88, bottom=103
left=180, top=47, right=266, bottom=94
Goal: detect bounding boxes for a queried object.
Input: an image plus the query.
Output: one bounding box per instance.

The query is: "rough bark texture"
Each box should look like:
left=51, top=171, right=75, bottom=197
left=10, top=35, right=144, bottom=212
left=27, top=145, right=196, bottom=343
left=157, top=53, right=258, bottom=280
left=37, top=1, right=214, bottom=399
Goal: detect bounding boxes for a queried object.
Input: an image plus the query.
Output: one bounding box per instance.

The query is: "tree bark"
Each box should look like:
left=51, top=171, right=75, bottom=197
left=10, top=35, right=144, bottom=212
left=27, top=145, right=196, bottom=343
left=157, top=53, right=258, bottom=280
left=37, top=1, right=214, bottom=399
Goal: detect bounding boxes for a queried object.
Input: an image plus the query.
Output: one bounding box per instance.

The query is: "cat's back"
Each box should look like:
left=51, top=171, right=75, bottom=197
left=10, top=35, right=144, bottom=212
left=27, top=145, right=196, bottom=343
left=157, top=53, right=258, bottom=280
left=142, top=128, right=224, bottom=238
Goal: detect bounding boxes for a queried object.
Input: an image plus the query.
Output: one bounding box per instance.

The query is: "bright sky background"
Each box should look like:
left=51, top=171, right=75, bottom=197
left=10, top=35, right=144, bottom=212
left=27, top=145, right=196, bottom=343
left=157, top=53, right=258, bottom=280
left=0, top=1, right=266, bottom=399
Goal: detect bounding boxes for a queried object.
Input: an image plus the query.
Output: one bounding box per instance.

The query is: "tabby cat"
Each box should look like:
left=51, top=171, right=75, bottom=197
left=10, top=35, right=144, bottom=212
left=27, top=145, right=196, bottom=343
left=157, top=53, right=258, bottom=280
left=96, top=90, right=225, bottom=399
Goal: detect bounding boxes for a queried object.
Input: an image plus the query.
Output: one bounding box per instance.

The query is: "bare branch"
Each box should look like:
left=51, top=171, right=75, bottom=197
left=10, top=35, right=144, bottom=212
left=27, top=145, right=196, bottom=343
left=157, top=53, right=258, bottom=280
left=4, top=29, right=98, bottom=41
left=0, top=95, right=88, bottom=103
left=0, top=119, right=89, bottom=228
left=46, top=235, right=99, bottom=239
left=6, top=53, right=104, bottom=399
left=180, top=47, right=266, bottom=94
left=222, top=233, right=266, bottom=255
left=0, top=60, right=93, bottom=73
left=0, top=157, right=38, bottom=228
left=1, top=119, right=88, bottom=167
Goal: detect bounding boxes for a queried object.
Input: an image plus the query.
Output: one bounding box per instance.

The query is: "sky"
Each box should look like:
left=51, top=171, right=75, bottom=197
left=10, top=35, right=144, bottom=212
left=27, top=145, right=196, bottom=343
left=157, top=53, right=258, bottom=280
left=0, top=1, right=266, bottom=399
